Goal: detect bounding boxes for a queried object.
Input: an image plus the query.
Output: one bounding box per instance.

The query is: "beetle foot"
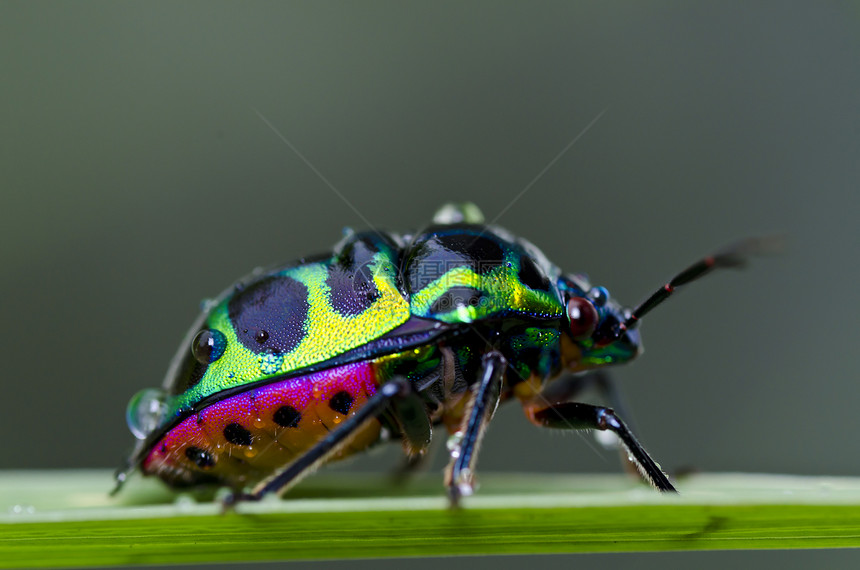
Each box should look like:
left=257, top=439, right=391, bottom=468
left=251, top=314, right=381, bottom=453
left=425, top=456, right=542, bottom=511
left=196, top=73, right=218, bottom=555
left=446, top=468, right=476, bottom=509
left=220, top=490, right=259, bottom=514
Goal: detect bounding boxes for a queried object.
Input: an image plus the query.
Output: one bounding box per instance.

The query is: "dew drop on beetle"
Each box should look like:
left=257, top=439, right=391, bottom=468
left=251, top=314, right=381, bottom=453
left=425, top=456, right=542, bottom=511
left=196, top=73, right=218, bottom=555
left=126, top=388, right=169, bottom=440
left=191, top=329, right=227, bottom=364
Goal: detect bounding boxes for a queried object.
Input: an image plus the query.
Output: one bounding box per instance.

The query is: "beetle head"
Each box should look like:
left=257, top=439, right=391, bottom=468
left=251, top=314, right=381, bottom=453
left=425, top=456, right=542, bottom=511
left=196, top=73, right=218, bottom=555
left=556, top=274, right=642, bottom=372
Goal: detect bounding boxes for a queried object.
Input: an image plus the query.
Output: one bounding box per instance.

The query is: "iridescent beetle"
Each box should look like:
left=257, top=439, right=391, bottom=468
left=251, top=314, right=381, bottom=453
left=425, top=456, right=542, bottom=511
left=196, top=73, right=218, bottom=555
left=116, top=203, right=769, bottom=505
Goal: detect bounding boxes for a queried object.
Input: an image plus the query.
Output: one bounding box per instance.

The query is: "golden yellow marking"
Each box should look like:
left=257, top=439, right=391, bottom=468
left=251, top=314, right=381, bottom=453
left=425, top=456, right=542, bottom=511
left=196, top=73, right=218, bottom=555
left=512, top=374, right=544, bottom=402
left=193, top=255, right=410, bottom=398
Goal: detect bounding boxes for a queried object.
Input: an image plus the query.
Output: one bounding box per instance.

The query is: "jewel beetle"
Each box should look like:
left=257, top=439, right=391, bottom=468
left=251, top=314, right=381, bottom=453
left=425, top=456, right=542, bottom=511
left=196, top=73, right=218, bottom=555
left=115, top=203, right=771, bottom=505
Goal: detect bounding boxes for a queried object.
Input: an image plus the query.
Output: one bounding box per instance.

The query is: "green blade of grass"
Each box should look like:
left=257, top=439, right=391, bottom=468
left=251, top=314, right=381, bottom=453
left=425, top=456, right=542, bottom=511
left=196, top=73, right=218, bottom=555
left=2, top=471, right=860, bottom=568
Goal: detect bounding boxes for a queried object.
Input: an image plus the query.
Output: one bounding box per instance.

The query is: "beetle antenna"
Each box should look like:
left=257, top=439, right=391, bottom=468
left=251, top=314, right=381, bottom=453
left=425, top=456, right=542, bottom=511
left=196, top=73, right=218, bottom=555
left=615, top=235, right=782, bottom=336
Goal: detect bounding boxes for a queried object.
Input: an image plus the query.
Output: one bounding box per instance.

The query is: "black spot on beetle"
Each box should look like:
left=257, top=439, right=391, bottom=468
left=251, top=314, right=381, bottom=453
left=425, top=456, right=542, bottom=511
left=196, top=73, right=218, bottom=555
left=435, top=234, right=505, bottom=275
left=228, top=275, right=309, bottom=354
left=337, top=233, right=383, bottom=261
left=429, top=287, right=485, bottom=314
left=273, top=405, right=301, bottom=428
left=328, top=391, right=354, bottom=415
left=326, top=263, right=380, bottom=317
left=223, top=423, right=253, bottom=446
left=328, top=233, right=390, bottom=317
left=405, top=229, right=507, bottom=293
left=518, top=255, right=551, bottom=291
left=185, top=446, right=216, bottom=469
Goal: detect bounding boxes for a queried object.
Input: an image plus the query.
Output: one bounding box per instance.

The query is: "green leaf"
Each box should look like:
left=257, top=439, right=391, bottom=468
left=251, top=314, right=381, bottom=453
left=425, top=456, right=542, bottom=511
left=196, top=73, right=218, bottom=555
left=2, top=470, right=860, bottom=568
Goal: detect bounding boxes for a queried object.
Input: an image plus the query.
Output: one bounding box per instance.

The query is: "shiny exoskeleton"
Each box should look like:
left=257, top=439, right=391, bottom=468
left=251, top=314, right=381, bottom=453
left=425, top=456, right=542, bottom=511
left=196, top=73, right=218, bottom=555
left=116, top=203, right=770, bottom=505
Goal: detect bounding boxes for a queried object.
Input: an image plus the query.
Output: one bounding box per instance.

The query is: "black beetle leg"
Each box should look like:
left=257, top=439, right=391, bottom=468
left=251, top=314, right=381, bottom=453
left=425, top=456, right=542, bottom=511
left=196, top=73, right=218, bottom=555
left=539, top=370, right=636, bottom=442
left=225, top=377, right=430, bottom=507
left=573, top=371, right=647, bottom=477
left=580, top=371, right=655, bottom=479
left=389, top=380, right=433, bottom=456
left=525, top=401, right=676, bottom=492
left=444, top=351, right=506, bottom=507
left=389, top=428, right=443, bottom=485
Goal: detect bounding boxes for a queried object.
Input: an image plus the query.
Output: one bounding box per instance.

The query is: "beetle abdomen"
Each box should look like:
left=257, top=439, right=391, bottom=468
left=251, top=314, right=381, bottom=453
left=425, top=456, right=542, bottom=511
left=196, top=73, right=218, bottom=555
left=142, top=361, right=382, bottom=489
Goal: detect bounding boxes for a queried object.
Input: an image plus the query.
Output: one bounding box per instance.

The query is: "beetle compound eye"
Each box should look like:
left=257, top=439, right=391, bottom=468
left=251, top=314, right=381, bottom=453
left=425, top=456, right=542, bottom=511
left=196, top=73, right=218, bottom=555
left=126, top=388, right=168, bottom=440
left=566, top=296, right=599, bottom=340
left=192, top=329, right=227, bottom=364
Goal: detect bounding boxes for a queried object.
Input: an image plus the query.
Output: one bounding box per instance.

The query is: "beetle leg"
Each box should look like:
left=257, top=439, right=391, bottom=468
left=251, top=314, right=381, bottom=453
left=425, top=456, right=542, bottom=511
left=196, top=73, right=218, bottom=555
left=576, top=372, right=647, bottom=477
left=523, top=401, right=676, bottom=492
left=537, top=371, right=646, bottom=479
left=540, top=370, right=634, bottom=441
left=390, top=382, right=433, bottom=457
left=444, top=351, right=506, bottom=507
left=225, top=377, right=429, bottom=506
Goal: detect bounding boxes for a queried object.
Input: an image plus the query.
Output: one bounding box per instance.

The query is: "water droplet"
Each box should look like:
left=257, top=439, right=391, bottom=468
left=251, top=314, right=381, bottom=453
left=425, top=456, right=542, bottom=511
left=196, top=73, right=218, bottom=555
left=244, top=447, right=258, bottom=459
left=432, top=202, right=485, bottom=224
left=253, top=417, right=265, bottom=429
left=446, top=431, right=464, bottom=458
left=258, top=351, right=284, bottom=375
left=254, top=329, right=270, bottom=344
left=192, top=329, right=227, bottom=364
left=174, top=494, right=195, bottom=512
left=126, top=388, right=169, bottom=440
left=332, top=416, right=342, bottom=425
left=456, top=468, right=475, bottom=497
left=8, top=504, right=35, bottom=516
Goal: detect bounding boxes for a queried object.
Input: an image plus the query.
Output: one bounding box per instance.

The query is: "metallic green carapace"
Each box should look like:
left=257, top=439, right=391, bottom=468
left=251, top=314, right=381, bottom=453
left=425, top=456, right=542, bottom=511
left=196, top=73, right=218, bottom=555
left=160, top=221, right=578, bottom=420
left=167, top=232, right=411, bottom=415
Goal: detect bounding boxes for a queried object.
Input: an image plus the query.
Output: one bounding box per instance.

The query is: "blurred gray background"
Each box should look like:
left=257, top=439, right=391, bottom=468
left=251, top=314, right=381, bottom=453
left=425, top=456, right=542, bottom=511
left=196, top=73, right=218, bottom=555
left=2, top=1, right=859, bottom=568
